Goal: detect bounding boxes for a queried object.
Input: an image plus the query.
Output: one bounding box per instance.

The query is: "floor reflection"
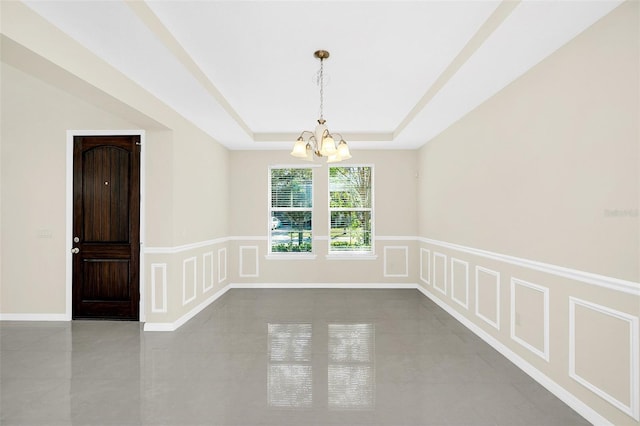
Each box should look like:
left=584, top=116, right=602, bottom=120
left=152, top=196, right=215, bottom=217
left=267, top=322, right=375, bottom=411
left=267, top=323, right=313, bottom=408
left=328, top=324, right=375, bottom=410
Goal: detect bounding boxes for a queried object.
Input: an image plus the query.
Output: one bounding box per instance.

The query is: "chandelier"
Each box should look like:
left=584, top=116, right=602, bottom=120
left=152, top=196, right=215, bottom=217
left=290, top=50, right=351, bottom=162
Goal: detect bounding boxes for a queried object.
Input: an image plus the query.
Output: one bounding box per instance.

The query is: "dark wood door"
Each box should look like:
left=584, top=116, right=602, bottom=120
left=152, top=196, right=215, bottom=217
left=73, top=135, right=140, bottom=320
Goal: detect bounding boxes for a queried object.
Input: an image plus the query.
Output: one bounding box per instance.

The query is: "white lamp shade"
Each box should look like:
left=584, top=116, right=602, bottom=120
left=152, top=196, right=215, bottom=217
left=337, top=140, right=351, bottom=160
left=319, top=135, right=336, bottom=156
left=290, top=138, right=308, bottom=158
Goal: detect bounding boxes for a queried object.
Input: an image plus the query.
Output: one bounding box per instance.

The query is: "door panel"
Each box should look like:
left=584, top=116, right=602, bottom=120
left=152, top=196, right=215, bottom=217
left=73, top=135, right=140, bottom=320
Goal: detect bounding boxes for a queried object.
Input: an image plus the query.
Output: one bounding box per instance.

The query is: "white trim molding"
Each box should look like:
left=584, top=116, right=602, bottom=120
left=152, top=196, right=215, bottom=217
left=475, top=266, right=501, bottom=330
left=510, top=278, right=550, bottom=362
left=0, top=313, right=69, bottom=321
left=145, top=237, right=228, bottom=254
left=432, top=252, right=448, bottom=296
left=569, top=297, right=639, bottom=420
left=182, top=257, right=197, bottom=306
left=150, top=263, right=167, bottom=313
left=450, top=257, right=469, bottom=309
left=203, top=252, right=214, bottom=293
left=420, top=248, right=431, bottom=285
left=419, top=237, right=639, bottom=296
left=239, top=246, right=259, bottom=278
left=383, top=246, right=409, bottom=277
left=218, top=248, right=227, bottom=283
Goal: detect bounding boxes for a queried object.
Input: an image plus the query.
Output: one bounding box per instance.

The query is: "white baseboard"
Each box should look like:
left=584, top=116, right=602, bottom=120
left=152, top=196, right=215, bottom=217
left=229, top=282, right=417, bottom=289
left=0, top=313, right=70, bottom=321
left=414, top=285, right=612, bottom=426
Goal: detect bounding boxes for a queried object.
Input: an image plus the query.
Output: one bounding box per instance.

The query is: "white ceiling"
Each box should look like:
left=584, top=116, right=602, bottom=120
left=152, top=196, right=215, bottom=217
left=23, top=0, right=623, bottom=151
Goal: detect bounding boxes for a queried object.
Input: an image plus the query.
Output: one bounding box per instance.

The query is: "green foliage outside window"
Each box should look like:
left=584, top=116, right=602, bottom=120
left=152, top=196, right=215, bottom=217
left=329, top=166, right=373, bottom=252
left=270, top=168, right=313, bottom=253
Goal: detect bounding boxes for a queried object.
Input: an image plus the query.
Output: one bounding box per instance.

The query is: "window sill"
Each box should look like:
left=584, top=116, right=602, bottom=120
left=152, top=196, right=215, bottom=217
left=265, top=254, right=317, bottom=261
left=325, top=254, right=378, bottom=261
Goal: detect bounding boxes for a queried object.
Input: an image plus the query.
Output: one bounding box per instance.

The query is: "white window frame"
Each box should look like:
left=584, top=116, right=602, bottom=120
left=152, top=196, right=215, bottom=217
left=267, top=165, right=316, bottom=259
left=327, top=164, right=375, bottom=258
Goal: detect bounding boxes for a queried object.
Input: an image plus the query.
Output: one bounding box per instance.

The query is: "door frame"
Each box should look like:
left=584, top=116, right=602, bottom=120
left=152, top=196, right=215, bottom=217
left=66, top=130, right=146, bottom=322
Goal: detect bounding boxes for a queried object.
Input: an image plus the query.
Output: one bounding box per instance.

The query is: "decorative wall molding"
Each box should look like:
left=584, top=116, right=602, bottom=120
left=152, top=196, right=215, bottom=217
left=450, top=258, right=469, bottom=309
left=145, top=234, right=639, bottom=297
left=218, top=248, right=227, bottom=283
left=420, top=248, right=431, bottom=285
left=510, top=278, right=550, bottom=362
left=433, top=252, right=447, bottom=296
left=182, top=257, right=197, bottom=306
left=151, top=263, right=167, bottom=313
left=569, top=297, right=639, bottom=420
left=239, top=246, right=259, bottom=277
left=475, top=266, right=501, bottom=330
left=383, top=246, right=409, bottom=277
left=145, top=237, right=228, bottom=254
left=203, top=252, right=214, bottom=293
left=419, top=237, right=639, bottom=295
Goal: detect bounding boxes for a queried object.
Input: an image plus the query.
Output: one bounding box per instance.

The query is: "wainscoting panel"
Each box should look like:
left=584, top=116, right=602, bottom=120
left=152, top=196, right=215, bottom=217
left=433, top=252, right=447, bottom=296
left=510, top=278, right=549, bottom=361
left=239, top=246, right=259, bottom=278
left=182, top=257, right=197, bottom=306
left=203, top=252, right=214, bottom=293
left=450, top=258, right=469, bottom=309
left=420, top=248, right=431, bottom=285
left=475, top=266, right=500, bottom=330
left=569, top=297, right=639, bottom=420
left=383, top=246, right=409, bottom=277
left=150, top=263, right=167, bottom=313
left=418, top=237, right=640, bottom=425
left=218, top=248, right=227, bottom=283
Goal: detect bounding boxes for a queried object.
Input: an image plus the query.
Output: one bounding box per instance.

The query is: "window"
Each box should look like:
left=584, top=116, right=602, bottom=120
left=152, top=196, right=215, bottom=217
left=329, top=166, right=373, bottom=254
left=269, top=167, right=313, bottom=253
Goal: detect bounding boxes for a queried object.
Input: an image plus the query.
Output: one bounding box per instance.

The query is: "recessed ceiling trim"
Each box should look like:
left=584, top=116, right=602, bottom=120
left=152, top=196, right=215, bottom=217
left=254, top=132, right=394, bottom=143
left=393, top=0, right=521, bottom=140
left=125, top=0, right=254, bottom=139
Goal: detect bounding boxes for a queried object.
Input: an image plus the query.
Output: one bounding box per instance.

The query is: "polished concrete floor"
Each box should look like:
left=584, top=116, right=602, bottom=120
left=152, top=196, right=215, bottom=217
left=1, top=289, right=589, bottom=426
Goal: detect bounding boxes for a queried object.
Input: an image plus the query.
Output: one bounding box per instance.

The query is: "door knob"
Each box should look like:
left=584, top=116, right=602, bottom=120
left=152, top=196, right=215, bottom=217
left=71, top=248, right=80, bottom=254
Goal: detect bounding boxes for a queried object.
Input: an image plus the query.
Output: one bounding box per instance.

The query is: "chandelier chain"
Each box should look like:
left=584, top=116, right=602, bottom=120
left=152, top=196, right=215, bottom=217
left=319, top=57, right=324, bottom=121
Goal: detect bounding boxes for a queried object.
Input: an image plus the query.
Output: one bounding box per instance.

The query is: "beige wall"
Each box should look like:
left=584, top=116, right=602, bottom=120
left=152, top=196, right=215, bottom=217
left=417, top=1, right=639, bottom=282
left=228, top=150, right=418, bottom=284
left=0, top=1, right=231, bottom=322
left=416, top=3, right=639, bottom=425
left=0, top=62, right=140, bottom=314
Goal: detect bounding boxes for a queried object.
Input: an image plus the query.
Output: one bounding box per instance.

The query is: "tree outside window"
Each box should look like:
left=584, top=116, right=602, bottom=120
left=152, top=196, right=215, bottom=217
left=270, top=167, right=313, bottom=253
left=329, top=166, right=373, bottom=253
